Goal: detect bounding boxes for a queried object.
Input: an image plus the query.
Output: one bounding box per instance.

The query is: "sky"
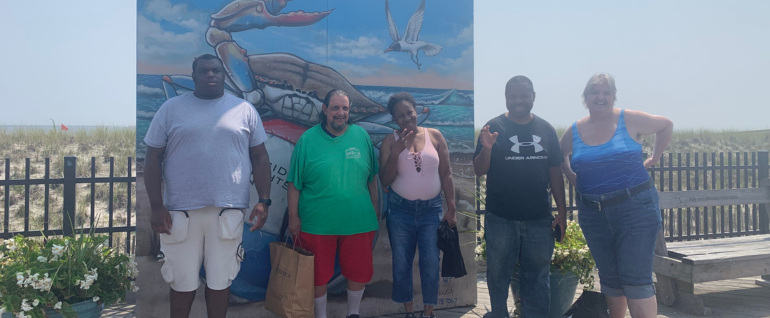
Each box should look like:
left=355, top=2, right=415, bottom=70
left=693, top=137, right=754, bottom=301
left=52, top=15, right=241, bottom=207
left=0, top=0, right=768, bottom=129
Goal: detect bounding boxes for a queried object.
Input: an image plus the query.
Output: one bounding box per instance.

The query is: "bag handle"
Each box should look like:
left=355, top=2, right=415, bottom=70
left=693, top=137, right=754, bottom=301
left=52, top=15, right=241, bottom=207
left=284, top=234, right=305, bottom=251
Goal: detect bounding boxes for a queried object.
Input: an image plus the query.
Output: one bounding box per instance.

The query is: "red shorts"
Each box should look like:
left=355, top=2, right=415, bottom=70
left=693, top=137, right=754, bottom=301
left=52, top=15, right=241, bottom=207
left=298, top=231, right=375, bottom=287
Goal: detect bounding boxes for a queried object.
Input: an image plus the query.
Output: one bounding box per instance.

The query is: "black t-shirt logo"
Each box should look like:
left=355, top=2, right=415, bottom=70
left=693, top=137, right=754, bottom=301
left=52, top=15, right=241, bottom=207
left=509, top=135, right=543, bottom=153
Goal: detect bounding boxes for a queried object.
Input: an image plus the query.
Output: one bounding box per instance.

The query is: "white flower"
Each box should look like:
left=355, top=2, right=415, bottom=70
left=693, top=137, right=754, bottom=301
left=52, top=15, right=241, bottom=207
left=49, top=255, right=59, bottom=262
left=130, top=281, right=139, bottom=292
left=127, top=255, right=139, bottom=278
left=52, top=244, right=64, bottom=257
left=21, top=299, right=32, bottom=312
left=115, top=265, right=120, bottom=270
left=6, top=240, right=17, bottom=252
left=37, top=256, right=47, bottom=262
left=38, top=275, right=53, bottom=291
left=77, top=270, right=98, bottom=290
left=54, top=302, right=62, bottom=310
left=32, top=299, right=39, bottom=306
left=0, top=307, right=5, bottom=314
left=92, top=297, right=99, bottom=302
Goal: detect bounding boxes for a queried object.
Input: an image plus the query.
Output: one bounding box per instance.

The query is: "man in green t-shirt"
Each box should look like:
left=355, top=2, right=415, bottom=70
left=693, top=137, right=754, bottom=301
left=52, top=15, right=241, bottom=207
left=287, top=89, right=380, bottom=318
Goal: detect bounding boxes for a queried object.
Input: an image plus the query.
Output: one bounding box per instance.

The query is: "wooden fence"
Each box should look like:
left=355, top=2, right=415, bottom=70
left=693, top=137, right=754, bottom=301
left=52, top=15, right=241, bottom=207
left=0, top=156, right=136, bottom=252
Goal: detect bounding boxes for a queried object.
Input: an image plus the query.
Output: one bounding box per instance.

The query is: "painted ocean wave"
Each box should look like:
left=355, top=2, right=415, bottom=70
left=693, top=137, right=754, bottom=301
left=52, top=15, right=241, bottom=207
left=360, top=88, right=474, bottom=107
left=137, top=84, right=164, bottom=96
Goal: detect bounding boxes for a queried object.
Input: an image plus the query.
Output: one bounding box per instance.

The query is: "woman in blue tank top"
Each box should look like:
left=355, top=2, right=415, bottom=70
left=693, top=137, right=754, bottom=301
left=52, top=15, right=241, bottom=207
left=559, top=73, right=673, bottom=318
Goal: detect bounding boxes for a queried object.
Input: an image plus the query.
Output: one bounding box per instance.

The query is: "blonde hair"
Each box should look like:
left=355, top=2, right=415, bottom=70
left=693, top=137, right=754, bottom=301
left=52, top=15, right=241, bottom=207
left=581, top=73, right=617, bottom=105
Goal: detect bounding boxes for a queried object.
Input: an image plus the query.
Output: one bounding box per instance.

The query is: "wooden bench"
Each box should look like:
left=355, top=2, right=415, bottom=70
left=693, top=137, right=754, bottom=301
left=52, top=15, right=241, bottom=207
left=653, top=178, right=770, bottom=316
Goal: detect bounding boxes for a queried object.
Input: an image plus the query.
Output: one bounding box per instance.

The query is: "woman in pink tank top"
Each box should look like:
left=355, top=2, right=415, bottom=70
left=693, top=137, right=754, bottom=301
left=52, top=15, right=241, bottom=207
left=379, top=92, right=456, bottom=318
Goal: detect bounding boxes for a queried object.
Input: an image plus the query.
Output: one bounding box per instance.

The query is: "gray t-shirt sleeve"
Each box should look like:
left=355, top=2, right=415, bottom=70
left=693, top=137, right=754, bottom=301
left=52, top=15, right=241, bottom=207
left=248, top=106, right=268, bottom=147
left=144, top=104, right=169, bottom=148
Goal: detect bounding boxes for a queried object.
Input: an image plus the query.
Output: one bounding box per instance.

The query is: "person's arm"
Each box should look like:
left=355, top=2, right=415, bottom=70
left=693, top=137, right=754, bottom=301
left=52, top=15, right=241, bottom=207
left=368, top=178, right=380, bottom=221
left=473, top=125, right=498, bottom=176
left=287, top=182, right=301, bottom=238
left=145, top=145, right=171, bottom=235
left=559, top=127, right=577, bottom=186
left=549, top=167, right=567, bottom=240
left=625, top=110, right=674, bottom=168
left=248, top=144, right=271, bottom=231
left=379, top=135, right=400, bottom=188
left=434, top=129, right=457, bottom=227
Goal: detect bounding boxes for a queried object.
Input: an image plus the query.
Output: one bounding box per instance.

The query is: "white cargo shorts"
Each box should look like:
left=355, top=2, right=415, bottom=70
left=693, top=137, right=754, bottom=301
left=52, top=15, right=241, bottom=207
left=159, top=206, right=245, bottom=292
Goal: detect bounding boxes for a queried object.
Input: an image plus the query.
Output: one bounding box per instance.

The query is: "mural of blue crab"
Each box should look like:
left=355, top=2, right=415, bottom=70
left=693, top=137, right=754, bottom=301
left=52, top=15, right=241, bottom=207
left=160, top=0, right=430, bottom=136
left=156, top=0, right=431, bottom=303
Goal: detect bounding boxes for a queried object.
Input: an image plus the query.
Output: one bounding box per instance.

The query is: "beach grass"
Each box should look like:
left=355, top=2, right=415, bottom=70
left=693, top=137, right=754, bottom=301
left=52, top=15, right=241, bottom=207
left=0, top=126, right=136, bottom=252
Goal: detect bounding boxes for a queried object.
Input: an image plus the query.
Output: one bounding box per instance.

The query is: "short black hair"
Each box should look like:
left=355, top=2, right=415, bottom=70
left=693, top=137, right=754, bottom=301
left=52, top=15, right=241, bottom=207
left=318, top=89, right=352, bottom=126
left=506, top=75, right=534, bottom=91
left=386, top=92, right=417, bottom=116
left=192, top=54, right=223, bottom=73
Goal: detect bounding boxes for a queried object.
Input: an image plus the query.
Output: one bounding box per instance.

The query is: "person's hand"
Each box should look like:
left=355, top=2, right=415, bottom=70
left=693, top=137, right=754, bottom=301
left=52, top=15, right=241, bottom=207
left=249, top=203, right=269, bottom=231
left=151, top=207, right=172, bottom=235
left=392, top=128, right=414, bottom=153
left=442, top=209, right=457, bottom=228
left=551, top=213, right=567, bottom=242
left=643, top=157, right=657, bottom=169
left=288, top=215, right=301, bottom=239
left=480, top=125, right=498, bottom=150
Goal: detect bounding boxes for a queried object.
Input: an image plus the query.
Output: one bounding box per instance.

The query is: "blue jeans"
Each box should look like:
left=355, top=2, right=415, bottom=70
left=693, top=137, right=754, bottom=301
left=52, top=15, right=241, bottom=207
left=485, top=212, right=554, bottom=318
left=577, top=186, right=662, bottom=299
left=387, top=190, right=443, bottom=306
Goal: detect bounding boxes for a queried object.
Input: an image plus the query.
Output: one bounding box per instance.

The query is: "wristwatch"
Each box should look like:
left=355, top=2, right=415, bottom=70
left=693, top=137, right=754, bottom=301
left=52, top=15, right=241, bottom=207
left=258, top=198, right=272, bottom=206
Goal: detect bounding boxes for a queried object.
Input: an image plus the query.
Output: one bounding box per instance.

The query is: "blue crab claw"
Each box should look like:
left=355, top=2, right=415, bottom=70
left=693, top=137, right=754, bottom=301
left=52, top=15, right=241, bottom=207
left=211, top=0, right=333, bottom=32
left=161, top=75, right=240, bottom=99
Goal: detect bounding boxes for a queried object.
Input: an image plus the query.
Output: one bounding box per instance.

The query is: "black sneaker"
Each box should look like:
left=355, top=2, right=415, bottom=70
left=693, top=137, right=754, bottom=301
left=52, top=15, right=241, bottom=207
left=405, top=313, right=416, bottom=318
left=347, top=315, right=360, bottom=318
left=421, top=312, right=436, bottom=318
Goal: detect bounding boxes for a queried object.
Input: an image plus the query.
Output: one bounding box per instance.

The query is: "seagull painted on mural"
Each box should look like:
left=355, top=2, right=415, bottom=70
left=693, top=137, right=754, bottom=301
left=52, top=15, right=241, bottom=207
left=384, top=0, right=442, bottom=69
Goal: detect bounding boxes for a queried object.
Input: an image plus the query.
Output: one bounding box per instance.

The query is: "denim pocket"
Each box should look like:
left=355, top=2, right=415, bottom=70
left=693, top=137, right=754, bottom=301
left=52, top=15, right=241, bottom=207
left=429, top=196, right=443, bottom=208
left=629, top=188, right=656, bottom=206
left=218, top=209, right=244, bottom=240
left=160, top=210, right=189, bottom=245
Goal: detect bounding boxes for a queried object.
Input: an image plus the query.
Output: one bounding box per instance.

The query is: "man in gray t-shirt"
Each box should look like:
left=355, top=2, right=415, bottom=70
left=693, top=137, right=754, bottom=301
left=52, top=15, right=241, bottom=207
left=143, top=54, right=272, bottom=318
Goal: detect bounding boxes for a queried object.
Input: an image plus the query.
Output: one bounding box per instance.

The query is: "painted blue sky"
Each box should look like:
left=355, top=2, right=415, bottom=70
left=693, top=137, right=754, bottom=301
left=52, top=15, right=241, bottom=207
left=137, top=0, right=474, bottom=89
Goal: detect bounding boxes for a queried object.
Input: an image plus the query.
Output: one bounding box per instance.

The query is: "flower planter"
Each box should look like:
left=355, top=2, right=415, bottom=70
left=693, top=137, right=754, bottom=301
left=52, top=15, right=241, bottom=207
left=0, top=234, right=136, bottom=318
left=548, top=270, right=579, bottom=318
left=510, top=268, right=580, bottom=318
left=2, top=300, right=103, bottom=318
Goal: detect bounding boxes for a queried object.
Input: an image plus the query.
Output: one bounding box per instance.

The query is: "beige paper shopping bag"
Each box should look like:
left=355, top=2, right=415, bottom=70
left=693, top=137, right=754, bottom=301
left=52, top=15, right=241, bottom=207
left=265, top=241, right=315, bottom=318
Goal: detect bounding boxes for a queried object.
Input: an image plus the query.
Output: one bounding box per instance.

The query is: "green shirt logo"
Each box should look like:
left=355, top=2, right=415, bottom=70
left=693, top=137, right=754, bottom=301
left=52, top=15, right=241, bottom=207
left=346, top=147, right=361, bottom=159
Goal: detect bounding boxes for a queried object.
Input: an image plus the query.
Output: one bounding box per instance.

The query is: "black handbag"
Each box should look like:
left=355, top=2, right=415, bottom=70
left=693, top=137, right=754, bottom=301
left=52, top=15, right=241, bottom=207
left=436, top=220, right=467, bottom=278
left=561, top=290, right=610, bottom=318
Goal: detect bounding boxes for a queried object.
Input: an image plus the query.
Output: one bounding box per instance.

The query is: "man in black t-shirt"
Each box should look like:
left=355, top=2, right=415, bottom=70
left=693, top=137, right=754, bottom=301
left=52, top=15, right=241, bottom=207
left=473, top=76, right=567, bottom=318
